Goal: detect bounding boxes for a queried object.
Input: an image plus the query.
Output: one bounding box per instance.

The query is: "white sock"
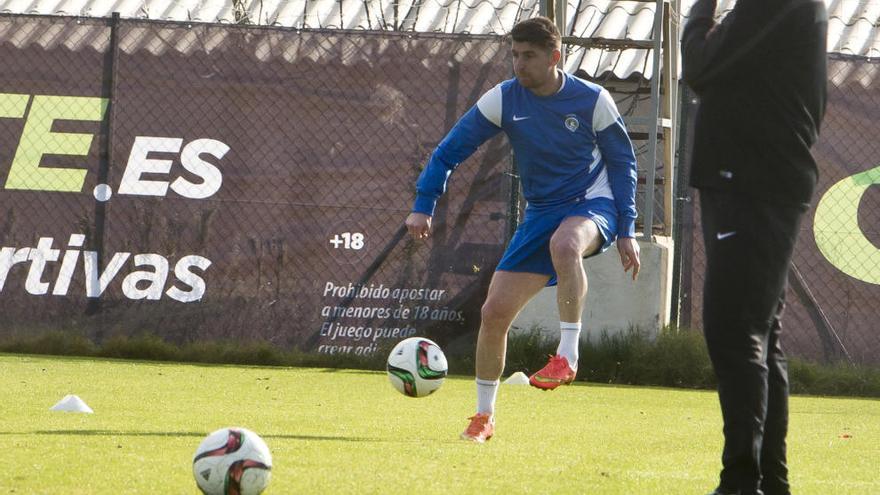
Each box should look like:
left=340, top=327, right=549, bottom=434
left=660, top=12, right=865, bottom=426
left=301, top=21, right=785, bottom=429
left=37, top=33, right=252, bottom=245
left=557, top=321, right=581, bottom=370
left=475, top=378, right=499, bottom=416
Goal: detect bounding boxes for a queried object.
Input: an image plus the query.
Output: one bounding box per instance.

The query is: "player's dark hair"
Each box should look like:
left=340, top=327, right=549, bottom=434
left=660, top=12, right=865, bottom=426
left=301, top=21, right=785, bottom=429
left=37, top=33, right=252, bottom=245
left=510, top=17, right=561, bottom=52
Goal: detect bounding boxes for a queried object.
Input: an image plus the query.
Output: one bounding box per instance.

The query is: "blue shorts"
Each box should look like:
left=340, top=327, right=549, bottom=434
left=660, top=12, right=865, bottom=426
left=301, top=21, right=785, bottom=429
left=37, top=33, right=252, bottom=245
left=496, top=196, right=617, bottom=286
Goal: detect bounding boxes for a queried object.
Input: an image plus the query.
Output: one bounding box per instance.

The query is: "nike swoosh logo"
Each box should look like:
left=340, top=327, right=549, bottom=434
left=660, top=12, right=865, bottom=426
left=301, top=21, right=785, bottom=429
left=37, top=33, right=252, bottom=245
left=512, top=115, right=530, bottom=121
left=716, top=231, right=737, bottom=240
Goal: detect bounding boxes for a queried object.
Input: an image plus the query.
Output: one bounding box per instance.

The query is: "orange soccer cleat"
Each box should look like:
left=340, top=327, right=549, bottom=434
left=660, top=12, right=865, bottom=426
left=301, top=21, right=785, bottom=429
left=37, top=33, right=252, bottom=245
left=460, top=413, right=495, bottom=443
left=529, top=355, right=576, bottom=390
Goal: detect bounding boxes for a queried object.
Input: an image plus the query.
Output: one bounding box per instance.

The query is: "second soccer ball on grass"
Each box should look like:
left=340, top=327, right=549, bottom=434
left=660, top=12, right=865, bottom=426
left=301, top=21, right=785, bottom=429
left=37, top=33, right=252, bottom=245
left=192, top=427, right=272, bottom=495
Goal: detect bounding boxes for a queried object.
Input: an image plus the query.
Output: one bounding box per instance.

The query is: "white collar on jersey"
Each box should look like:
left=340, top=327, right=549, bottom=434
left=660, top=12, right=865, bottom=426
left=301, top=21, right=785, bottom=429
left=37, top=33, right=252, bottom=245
left=555, top=68, right=566, bottom=94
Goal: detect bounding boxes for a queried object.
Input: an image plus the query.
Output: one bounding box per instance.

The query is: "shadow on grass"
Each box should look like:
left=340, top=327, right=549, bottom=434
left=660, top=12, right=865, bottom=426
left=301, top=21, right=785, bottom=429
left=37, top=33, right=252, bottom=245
left=317, top=368, right=383, bottom=375
left=26, top=430, right=376, bottom=442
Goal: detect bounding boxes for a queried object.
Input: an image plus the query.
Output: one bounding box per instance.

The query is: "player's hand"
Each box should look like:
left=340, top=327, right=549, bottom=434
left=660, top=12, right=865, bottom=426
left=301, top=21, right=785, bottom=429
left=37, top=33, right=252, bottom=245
left=616, top=237, right=641, bottom=281
left=405, top=212, right=432, bottom=240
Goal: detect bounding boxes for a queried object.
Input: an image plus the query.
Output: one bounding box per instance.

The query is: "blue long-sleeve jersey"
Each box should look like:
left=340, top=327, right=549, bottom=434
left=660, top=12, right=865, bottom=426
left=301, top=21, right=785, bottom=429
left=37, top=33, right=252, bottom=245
left=413, top=71, right=638, bottom=238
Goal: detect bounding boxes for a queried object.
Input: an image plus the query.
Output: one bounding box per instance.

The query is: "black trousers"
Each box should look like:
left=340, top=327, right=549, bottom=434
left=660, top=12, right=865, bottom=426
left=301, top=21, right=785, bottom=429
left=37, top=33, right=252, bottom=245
left=699, top=189, right=805, bottom=495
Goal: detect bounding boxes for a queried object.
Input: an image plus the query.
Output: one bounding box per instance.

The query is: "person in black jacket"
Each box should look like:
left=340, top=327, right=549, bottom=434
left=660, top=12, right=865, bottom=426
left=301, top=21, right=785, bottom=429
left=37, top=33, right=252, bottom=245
left=681, top=1, right=827, bottom=494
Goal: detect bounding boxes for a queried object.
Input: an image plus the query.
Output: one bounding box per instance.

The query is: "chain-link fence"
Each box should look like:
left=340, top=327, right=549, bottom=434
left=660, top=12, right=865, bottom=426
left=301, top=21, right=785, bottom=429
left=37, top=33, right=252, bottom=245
left=675, top=54, right=880, bottom=366
left=0, top=11, right=672, bottom=357
left=0, top=14, right=519, bottom=355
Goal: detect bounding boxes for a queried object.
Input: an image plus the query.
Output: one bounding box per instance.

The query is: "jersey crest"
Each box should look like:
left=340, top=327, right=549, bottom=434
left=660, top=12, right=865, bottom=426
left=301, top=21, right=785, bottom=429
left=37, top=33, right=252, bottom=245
left=564, top=114, right=580, bottom=132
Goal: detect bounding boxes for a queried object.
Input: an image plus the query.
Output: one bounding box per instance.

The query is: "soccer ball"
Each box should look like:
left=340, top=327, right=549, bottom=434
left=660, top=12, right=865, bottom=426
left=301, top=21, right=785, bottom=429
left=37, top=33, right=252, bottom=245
left=192, top=427, right=272, bottom=495
left=387, top=337, right=448, bottom=397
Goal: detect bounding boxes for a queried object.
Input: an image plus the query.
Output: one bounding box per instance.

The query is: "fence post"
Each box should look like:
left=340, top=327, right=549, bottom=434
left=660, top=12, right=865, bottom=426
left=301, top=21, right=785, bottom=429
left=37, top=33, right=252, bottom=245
left=670, top=85, right=695, bottom=329
left=86, top=12, right=120, bottom=318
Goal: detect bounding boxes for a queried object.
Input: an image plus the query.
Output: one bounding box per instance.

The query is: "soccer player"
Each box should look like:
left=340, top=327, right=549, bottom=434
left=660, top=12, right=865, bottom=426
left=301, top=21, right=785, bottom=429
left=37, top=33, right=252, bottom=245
left=682, top=0, right=827, bottom=493
left=404, top=17, right=640, bottom=442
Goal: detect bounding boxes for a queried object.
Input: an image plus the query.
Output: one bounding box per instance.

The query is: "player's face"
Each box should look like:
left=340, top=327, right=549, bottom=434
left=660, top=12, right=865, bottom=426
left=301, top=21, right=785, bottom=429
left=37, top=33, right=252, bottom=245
left=511, top=41, right=560, bottom=89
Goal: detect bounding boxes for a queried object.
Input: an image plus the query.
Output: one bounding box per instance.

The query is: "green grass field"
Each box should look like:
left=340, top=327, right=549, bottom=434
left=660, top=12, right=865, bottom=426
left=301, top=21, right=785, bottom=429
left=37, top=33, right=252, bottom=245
left=1, top=353, right=877, bottom=494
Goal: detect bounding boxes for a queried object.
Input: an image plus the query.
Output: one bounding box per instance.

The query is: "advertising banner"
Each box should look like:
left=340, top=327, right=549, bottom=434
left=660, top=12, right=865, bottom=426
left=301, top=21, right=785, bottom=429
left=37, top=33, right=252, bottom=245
left=0, top=15, right=513, bottom=356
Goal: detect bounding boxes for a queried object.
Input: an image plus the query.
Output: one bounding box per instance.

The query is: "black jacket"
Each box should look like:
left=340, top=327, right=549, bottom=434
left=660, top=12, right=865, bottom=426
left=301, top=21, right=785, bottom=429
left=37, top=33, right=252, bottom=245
left=682, top=0, right=828, bottom=207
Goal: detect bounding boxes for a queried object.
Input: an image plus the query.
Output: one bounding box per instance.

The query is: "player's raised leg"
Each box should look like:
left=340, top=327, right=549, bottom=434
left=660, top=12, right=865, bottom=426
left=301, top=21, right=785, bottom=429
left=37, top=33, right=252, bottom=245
left=530, top=216, right=603, bottom=390
left=462, top=270, right=550, bottom=442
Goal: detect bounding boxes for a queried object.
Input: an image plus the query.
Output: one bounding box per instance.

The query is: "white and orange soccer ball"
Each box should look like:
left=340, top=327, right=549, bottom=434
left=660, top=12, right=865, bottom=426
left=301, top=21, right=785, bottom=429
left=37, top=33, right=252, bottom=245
left=192, top=427, right=272, bottom=495
left=387, top=337, right=449, bottom=397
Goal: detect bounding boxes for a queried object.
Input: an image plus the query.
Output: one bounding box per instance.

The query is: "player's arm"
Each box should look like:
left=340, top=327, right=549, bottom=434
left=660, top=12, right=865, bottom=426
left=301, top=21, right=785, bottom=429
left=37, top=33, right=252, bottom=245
left=681, top=0, right=771, bottom=91
left=593, top=88, right=640, bottom=279
left=594, top=89, right=637, bottom=239
left=408, top=89, right=502, bottom=239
